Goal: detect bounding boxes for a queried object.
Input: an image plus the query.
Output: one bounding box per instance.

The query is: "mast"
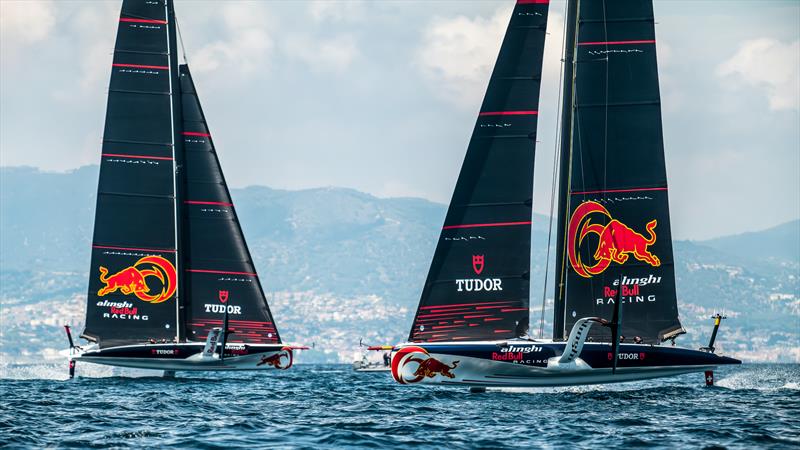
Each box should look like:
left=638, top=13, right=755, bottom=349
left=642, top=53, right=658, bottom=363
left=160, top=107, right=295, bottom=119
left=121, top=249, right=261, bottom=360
left=553, top=0, right=579, bottom=341
left=166, top=0, right=186, bottom=342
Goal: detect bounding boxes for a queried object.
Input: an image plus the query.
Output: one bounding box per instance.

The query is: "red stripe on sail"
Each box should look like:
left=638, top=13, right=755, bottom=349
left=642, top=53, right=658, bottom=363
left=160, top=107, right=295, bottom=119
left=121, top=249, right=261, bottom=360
left=182, top=131, right=211, bottom=137
left=479, top=110, right=538, bottom=116
left=571, top=187, right=667, bottom=196
left=184, top=200, right=233, bottom=206
left=517, top=0, right=549, bottom=3
left=494, top=329, right=513, bottom=333
left=442, top=221, right=531, bottom=230
left=93, top=244, right=176, bottom=253
left=420, top=300, right=517, bottom=310
left=186, top=269, right=257, bottom=277
left=102, top=153, right=173, bottom=161
left=578, top=40, right=656, bottom=46
left=112, top=63, right=168, bottom=70
left=119, top=17, right=167, bottom=24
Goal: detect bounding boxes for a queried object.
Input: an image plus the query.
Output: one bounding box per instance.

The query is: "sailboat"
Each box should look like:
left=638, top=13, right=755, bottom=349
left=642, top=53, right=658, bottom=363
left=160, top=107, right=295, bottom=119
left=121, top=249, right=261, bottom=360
left=64, top=0, right=302, bottom=375
left=390, top=0, right=740, bottom=388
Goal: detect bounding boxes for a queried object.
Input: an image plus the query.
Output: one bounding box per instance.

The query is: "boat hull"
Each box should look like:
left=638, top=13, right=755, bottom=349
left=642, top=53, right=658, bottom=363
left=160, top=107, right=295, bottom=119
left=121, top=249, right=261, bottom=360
left=71, top=342, right=293, bottom=371
left=391, top=341, right=740, bottom=387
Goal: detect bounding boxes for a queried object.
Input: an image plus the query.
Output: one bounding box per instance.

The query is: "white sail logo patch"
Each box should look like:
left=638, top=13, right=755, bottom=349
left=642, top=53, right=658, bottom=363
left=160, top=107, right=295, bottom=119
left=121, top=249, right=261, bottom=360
left=456, top=255, right=502, bottom=292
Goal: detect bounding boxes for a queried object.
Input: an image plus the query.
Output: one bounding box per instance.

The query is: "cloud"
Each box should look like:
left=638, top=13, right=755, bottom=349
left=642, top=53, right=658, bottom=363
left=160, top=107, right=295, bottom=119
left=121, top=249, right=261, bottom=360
left=190, top=3, right=273, bottom=76
left=308, top=0, right=366, bottom=23
left=716, top=38, right=800, bottom=111
left=284, top=34, right=360, bottom=73
left=0, top=0, right=56, bottom=45
left=416, top=6, right=564, bottom=110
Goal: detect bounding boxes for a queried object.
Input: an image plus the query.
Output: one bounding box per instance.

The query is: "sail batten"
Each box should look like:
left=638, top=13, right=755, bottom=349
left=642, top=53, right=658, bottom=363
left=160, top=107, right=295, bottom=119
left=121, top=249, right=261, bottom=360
left=409, top=0, right=549, bottom=343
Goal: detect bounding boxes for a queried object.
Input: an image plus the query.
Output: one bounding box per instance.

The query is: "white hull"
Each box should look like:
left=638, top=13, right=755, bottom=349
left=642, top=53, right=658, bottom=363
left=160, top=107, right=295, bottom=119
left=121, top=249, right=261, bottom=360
left=391, top=340, right=739, bottom=387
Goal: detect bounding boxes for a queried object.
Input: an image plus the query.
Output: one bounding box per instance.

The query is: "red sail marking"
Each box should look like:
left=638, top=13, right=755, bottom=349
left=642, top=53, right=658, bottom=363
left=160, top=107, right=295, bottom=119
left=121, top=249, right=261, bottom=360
left=186, top=269, right=257, bottom=277
left=479, top=110, right=538, bottom=116
left=182, top=131, right=211, bottom=137
left=442, top=221, right=532, bottom=230
left=431, top=325, right=464, bottom=330
left=494, top=329, right=513, bottom=333
left=475, top=304, right=516, bottom=310
left=112, top=63, right=168, bottom=70
left=93, top=244, right=175, bottom=253
left=469, top=324, right=479, bottom=327
left=429, top=307, right=472, bottom=313
left=119, top=17, right=167, bottom=24
left=452, top=336, right=471, bottom=340
left=578, top=40, right=656, bottom=46
left=420, top=300, right=517, bottom=310
left=571, top=186, right=668, bottom=196
left=500, top=308, right=529, bottom=312
left=484, top=318, right=504, bottom=322
left=517, top=0, right=549, bottom=3
left=184, top=200, right=234, bottom=206
left=463, top=314, right=493, bottom=319
left=417, top=311, right=488, bottom=319
left=102, top=153, right=173, bottom=161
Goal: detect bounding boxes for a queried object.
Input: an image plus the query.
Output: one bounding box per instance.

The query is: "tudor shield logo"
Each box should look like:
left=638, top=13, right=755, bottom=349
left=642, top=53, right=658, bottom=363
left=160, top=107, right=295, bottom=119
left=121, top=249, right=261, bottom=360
left=456, top=255, right=502, bottom=292
left=567, top=201, right=661, bottom=278
left=472, top=255, right=484, bottom=275
left=218, top=290, right=229, bottom=304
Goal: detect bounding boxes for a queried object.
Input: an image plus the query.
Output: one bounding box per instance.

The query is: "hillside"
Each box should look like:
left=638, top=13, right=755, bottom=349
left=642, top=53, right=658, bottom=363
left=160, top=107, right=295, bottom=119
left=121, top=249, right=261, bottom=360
left=0, top=166, right=798, bottom=363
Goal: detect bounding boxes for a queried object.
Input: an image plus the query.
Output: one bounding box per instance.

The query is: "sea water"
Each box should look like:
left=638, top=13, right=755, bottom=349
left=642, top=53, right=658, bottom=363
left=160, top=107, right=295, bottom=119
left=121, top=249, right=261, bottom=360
left=1, top=363, right=798, bottom=448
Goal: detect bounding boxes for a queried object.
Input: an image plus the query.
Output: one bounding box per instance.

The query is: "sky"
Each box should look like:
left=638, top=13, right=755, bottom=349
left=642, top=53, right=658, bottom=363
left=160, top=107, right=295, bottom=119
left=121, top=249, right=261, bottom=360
left=0, top=0, right=798, bottom=240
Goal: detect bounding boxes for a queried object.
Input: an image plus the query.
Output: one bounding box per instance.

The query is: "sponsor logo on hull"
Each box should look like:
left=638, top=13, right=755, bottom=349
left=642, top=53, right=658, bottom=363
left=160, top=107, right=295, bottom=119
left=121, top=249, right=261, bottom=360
left=256, top=347, right=293, bottom=369
left=97, top=255, right=177, bottom=303
left=568, top=201, right=660, bottom=278
left=391, top=346, right=459, bottom=384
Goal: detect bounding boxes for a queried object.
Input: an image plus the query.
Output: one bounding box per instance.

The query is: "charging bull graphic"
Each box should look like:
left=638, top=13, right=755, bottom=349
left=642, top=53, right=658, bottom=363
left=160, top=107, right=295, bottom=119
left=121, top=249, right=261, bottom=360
left=391, top=346, right=459, bottom=384
left=568, top=201, right=661, bottom=278
left=256, top=347, right=293, bottom=369
left=97, top=255, right=177, bottom=303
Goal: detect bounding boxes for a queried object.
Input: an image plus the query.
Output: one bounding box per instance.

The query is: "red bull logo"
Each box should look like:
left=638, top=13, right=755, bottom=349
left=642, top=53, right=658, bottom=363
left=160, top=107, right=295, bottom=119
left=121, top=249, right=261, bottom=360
left=256, top=347, right=293, bottom=369
left=97, top=255, right=177, bottom=303
left=391, top=346, right=459, bottom=384
left=567, top=201, right=661, bottom=278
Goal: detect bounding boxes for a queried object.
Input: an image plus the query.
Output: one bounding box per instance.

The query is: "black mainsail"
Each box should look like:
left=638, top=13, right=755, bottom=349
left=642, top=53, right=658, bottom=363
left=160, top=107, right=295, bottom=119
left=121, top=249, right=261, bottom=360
left=408, top=0, right=549, bottom=343
left=82, top=0, right=280, bottom=348
left=554, top=0, right=683, bottom=344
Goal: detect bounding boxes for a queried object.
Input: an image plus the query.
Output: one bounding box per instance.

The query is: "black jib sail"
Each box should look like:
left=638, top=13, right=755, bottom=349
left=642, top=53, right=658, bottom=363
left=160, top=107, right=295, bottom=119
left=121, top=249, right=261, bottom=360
left=554, top=0, right=683, bottom=344
left=179, top=65, right=280, bottom=345
left=83, top=0, right=177, bottom=347
left=408, top=0, right=549, bottom=343
left=83, top=0, right=280, bottom=347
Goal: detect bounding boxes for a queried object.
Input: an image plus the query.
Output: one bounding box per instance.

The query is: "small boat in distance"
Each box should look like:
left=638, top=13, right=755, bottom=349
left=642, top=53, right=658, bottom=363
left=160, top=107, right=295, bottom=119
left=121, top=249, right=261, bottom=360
left=353, top=340, right=391, bottom=372
left=65, top=0, right=304, bottom=376
left=389, top=0, right=739, bottom=389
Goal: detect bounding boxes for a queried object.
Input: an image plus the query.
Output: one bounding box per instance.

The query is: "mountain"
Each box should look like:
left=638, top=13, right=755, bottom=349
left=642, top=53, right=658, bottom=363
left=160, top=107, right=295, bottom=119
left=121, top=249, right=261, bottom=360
left=699, top=220, right=800, bottom=264
left=0, top=166, right=798, bottom=363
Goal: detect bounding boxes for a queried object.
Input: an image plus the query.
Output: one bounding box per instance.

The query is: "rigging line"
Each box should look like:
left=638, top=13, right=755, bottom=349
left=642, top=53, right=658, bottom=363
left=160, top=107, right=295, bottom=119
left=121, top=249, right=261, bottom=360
left=175, top=13, right=188, bottom=64
left=539, top=0, right=571, bottom=339
left=557, top=0, right=582, bottom=340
